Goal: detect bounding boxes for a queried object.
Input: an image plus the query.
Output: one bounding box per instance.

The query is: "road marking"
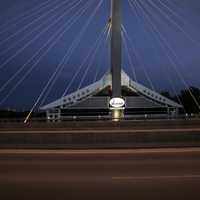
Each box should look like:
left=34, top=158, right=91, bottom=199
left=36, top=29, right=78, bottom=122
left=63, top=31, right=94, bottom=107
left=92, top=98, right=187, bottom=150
left=0, top=147, right=200, bottom=155
left=112, top=175, right=200, bottom=180
left=0, top=128, right=200, bottom=134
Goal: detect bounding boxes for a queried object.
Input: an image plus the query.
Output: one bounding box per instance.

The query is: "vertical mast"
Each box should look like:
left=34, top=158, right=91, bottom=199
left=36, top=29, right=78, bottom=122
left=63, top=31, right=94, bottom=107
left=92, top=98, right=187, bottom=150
left=111, top=0, right=122, bottom=98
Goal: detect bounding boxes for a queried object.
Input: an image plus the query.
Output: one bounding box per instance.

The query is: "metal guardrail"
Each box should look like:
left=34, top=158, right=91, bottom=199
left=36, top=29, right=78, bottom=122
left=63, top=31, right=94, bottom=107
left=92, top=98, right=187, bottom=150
left=0, top=129, right=200, bottom=149
left=0, top=117, right=200, bottom=149
left=0, top=114, right=199, bottom=123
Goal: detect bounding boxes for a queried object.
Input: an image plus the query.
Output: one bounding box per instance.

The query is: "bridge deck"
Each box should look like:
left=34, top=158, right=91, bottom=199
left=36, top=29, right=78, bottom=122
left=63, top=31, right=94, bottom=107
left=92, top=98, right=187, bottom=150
left=0, top=119, right=200, bottom=149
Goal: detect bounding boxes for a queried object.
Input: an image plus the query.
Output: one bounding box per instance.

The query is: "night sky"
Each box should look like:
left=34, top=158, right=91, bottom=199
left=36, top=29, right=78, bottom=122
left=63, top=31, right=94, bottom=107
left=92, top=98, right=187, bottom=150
left=0, top=0, right=200, bottom=110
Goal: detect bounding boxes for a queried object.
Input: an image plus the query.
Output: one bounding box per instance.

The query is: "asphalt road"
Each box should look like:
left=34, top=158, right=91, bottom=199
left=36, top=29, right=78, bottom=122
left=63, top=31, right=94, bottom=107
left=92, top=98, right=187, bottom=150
left=1, top=127, right=200, bottom=149
left=0, top=148, right=200, bottom=200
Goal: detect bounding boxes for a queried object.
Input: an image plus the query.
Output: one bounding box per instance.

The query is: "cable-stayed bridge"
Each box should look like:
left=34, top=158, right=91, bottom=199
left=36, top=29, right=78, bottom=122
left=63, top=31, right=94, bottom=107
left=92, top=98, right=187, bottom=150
left=0, top=0, right=200, bottom=122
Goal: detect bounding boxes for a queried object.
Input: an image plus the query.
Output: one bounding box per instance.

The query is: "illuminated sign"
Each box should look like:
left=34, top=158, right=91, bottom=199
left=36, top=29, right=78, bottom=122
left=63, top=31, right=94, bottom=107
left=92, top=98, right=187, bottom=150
left=109, top=98, right=125, bottom=108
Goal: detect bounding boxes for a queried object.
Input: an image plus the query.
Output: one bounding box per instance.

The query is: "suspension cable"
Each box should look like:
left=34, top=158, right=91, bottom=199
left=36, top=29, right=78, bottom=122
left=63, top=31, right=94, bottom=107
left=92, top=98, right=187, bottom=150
left=128, top=0, right=186, bottom=111
left=0, top=0, right=71, bottom=45
left=62, top=24, right=109, bottom=97
left=24, top=0, right=104, bottom=123
left=0, top=0, right=91, bottom=104
left=40, top=0, right=104, bottom=103
left=147, top=0, right=200, bottom=46
left=0, top=0, right=85, bottom=93
left=136, top=0, right=200, bottom=111
left=122, top=25, right=156, bottom=91
left=0, top=0, right=61, bottom=34
left=121, top=27, right=137, bottom=82
left=93, top=24, right=111, bottom=83
left=0, top=0, right=78, bottom=57
left=0, top=0, right=83, bottom=70
left=77, top=25, right=108, bottom=90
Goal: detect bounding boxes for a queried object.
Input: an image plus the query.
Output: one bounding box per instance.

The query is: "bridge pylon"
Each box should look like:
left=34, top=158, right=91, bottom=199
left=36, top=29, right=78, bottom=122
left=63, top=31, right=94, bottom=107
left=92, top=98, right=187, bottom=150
left=110, top=0, right=124, bottom=120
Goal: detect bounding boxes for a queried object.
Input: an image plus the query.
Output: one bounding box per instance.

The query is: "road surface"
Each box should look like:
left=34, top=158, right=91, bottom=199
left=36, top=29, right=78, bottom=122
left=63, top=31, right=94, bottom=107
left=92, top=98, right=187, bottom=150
left=0, top=148, right=200, bottom=200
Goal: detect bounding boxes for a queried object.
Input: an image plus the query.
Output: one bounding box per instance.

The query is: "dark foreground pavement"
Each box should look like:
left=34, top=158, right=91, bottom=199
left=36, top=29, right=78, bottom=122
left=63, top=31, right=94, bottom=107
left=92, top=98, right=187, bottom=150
left=0, top=148, right=200, bottom=200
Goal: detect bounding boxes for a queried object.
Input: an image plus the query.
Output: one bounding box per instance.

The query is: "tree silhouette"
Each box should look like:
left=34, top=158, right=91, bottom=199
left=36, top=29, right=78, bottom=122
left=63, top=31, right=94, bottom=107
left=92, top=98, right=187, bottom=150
left=179, top=87, right=200, bottom=114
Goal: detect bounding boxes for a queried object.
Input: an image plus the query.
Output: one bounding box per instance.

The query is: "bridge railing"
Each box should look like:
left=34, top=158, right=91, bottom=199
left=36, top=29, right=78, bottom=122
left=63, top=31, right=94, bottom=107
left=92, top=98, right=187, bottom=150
left=0, top=114, right=199, bottom=124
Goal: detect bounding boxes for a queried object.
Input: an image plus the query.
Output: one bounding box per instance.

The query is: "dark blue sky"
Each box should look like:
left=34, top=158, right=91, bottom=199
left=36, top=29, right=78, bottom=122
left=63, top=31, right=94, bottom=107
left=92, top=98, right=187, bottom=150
left=0, top=0, right=200, bottom=110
